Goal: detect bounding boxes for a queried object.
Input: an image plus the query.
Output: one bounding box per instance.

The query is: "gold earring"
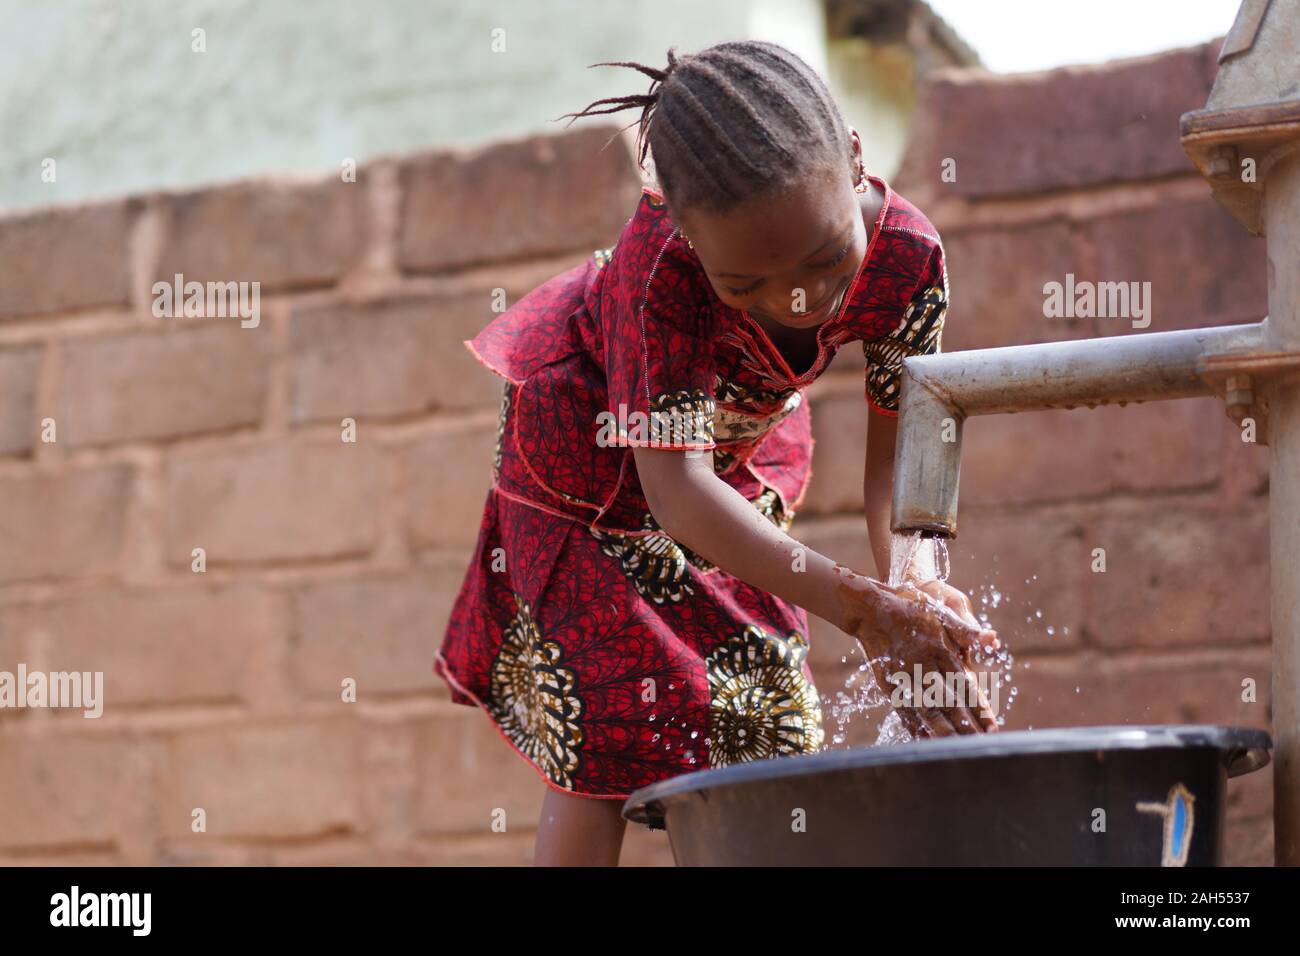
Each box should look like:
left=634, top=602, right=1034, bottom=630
left=680, top=231, right=695, bottom=249
left=850, top=126, right=869, bottom=193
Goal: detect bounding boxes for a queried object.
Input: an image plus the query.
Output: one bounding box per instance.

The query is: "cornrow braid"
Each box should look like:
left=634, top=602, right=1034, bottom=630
left=559, top=41, right=854, bottom=214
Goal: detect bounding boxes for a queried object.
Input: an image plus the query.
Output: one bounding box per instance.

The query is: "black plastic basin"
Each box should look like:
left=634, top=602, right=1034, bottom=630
left=622, top=725, right=1272, bottom=866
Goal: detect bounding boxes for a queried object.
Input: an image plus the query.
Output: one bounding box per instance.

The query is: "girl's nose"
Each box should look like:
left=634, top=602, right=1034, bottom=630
left=768, top=280, right=836, bottom=318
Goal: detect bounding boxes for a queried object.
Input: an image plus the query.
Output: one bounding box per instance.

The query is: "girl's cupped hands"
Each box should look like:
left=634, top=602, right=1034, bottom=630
left=831, top=565, right=1001, bottom=738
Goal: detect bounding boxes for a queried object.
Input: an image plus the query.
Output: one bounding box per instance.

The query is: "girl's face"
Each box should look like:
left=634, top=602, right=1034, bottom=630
left=675, top=150, right=869, bottom=331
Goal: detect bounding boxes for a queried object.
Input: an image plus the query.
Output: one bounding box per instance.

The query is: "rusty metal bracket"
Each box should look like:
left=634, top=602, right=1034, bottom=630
left=1198, top=350, right=1300, bottom=445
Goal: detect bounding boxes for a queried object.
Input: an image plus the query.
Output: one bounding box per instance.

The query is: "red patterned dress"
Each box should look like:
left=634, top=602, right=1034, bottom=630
left=435, top=175, right=948, bottom=800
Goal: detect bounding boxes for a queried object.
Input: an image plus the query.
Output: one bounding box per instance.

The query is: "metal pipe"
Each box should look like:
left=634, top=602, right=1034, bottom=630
left=1264, top=148, right=1300, bottom=866
left=890, top=321, right=1271, bottom=536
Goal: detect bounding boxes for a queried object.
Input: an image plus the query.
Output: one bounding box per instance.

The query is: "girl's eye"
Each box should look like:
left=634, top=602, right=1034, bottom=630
left=720, top=241, right=848, bottom=295
left=813, top=245, right=850, bottom=270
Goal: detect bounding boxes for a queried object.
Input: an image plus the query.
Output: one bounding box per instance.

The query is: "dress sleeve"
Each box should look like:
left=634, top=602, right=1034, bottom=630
left=864, top=241, right=948, bottom=416
left=599, top=207, right=718, bottom=449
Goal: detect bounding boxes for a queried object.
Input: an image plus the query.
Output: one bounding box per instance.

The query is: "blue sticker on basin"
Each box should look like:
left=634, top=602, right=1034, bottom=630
left=1136, top=783, right=1195, bottom=867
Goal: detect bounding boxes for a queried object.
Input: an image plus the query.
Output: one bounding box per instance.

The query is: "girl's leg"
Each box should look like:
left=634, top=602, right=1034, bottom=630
left=534, top=787, right=627, bottom=866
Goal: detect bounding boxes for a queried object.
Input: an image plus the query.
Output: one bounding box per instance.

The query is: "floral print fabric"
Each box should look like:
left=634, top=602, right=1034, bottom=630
left=435, top=177, right=947, bottom=798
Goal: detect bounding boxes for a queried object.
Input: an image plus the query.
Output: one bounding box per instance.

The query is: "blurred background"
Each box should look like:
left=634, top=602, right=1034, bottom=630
left=0, top=0, right=1272, bottom=866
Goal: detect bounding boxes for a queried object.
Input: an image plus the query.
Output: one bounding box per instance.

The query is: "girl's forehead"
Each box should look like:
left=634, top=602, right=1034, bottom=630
left=681, top=175, right=857, bottom=277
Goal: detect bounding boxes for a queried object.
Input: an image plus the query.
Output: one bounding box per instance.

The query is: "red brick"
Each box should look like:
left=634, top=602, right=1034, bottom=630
left=1081, top=499, right=1269, bottom=648
left=1226, top=761, right=1272, bottom=821
left=290, top=562, right=466, bottom=698
left=802, top=385, right=867, bottom=516
left=398, top=126, right=641, bottom=272
left=1223, top=813, right=1273, bottom=867
left=160, top=721, right=360, bottom=839
left=411, top=709, right=545, bottom=835
left=961, top=397, right=1224, bottom=507
left=0, top=732, right=161, bottom=851
left=405, top=420, right=497, bottom=551
left=0, top=201, right=131, bottom=319
left=942, top=220, right=1092, bottom=350
left=1083, top=198, right=1267, bottom=333
left=0, top=586, right=282, bottom=708
left=165, top=439, right=383, bottom=565
left=1004, top=647, right=1270, bottom=730
left=154, top=843, right=257, bottom=866
left=1219, top=411, right=1270, bottom=503
left=897, top=43, right=1213, bottom=199
left=0, top=626, right=30, bottom=728
left=153, top=178, right=361, bottom=291
left=947, top=508, right=1087, bottom=653
left=826, top=337, right=864, bottom=375
left=418, top=833, right=536, bottom=866
left=0, top=849, right=126, bottom=866
left=60, top=325, right=270, bottom=447
left=268, top=834, right=539, bottom=866
left=355, top=715, right=419, bottom=841
left=0, top=346, right=41, bottom=456
left=0, top=465, right=132, bottom=584
left=622, top=824, right=675, bottom=866
left=289, top=289, right=527, bottom=423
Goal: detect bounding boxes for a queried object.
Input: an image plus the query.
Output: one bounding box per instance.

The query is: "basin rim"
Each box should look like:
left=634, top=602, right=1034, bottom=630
left=622, top=723, right=1271, bottom=827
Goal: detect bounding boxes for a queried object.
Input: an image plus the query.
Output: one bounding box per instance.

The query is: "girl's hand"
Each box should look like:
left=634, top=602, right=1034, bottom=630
left=832, top=565, right=1001, bottom=737
left=912, top=580, right=990, bottom=636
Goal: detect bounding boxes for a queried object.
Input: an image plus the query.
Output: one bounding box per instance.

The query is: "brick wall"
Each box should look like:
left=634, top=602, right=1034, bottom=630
left=0, top=39, right=1276, bottom=866
left=0, top=125, right=678, bottom=865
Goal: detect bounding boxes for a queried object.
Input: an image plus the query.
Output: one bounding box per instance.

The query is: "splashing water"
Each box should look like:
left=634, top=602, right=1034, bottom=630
left=824, top=656, right=916, bottom=748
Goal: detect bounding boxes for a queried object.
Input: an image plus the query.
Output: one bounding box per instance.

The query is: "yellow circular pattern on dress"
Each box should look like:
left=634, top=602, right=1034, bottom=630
left=707, top=626, right=825, bottom=767
left=487, top=598, right=585, bottom=789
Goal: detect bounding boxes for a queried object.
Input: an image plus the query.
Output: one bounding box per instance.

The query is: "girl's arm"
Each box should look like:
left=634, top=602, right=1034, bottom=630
left=634, top=444, right=1000, bottom=735
left=864, top=408, right=898, bottom=578
left=634, top=445, right=847, bottom=628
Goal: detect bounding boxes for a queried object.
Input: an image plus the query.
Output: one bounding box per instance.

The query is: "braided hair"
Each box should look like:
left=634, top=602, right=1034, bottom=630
left=559, top=42, right=855, bottom=214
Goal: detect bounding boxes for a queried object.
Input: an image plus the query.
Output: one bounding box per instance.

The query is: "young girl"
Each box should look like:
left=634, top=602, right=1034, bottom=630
left=435, top=41, right=999, bottom=866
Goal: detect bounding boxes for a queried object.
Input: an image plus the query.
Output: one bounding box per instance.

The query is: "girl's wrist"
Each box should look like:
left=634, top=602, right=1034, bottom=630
left=822, top=561, right=883, bottom=636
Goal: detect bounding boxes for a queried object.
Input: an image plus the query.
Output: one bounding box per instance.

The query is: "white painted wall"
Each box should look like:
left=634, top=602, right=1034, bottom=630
left=1, top=0, right=916, bottom=212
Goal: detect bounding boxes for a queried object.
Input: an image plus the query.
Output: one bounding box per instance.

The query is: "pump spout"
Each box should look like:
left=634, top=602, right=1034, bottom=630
left=890, top=321, right=1272, bottom=538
